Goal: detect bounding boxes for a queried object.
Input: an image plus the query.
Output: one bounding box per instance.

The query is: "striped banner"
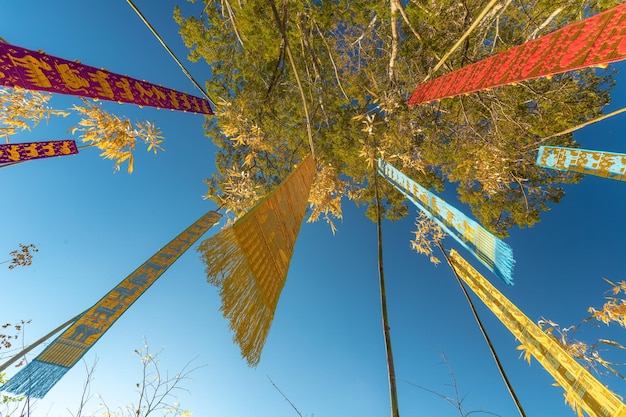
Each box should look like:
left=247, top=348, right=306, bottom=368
left=0, top=41, right=213, bottom=115
left=0, top=140, right=77, bottom=163
left=198, top=155, right=315, bottom=366
left=448, top=250, right=626, bottom=417
left=1, top=210, right=221, bottom=398
left=409, top=4, right=626, bottom=105
left=537, top=146, right=626, bottom=182
left=378, top=158, right=514, bottom=285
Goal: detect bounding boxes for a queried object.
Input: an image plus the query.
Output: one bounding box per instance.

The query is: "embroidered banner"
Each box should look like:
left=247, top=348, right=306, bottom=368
left=537, top=146, right=626, bottom=182
left=409, top=4, right=626, bottom=105
left=198, top=155, right=315, bottom=366
left=1, top=210, right=222, bottom=398
left=448, top=250, right=626, bottom=417
left=0, top=41, right=213, bottom=115
left=0, top=140, right=77, bottom=163
left=378, top=159, right=514, bottom=285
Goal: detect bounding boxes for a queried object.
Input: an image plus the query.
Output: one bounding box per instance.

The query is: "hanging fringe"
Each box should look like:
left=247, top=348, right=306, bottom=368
left=198, top=155, right=315, bottom=366
left=378, top=158, right=515, bottom=285
left=0, top=360, right=69, bottom=399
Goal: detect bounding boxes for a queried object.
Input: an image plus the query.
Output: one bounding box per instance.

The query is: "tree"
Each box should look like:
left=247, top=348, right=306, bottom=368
left=0, top=87, right=164, bottom=173
left=175, top=0, right=620, bottom=236
left=1, top=244, right=38, bottom=270
left=0, top=341, right=196, bottom=417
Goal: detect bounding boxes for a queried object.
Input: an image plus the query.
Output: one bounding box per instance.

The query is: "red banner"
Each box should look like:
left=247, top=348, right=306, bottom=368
left=409, top=4, right=626, bottom=105
left=0, top=140, right=78, bottom=163
left=0, top=41, right=213, bottom=115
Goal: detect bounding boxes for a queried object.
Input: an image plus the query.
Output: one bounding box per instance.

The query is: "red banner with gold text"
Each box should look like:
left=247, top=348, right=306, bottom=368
left=0, top=140, right=78, bottom=163
left=409, top=4, right=626, bottom=106
left=0, top=41, right=213, bottom=115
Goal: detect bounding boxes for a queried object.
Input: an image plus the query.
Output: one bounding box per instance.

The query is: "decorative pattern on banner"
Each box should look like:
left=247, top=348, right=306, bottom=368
left=448, top=250, right=626, bottom=417
left=537, top=146, right=626, bottom=182
left=378, top=159, right=514, bottom=285
left=0, top=140, right=77, bottom=163
left=198, top=155, right=315, bottom=366
left=409, top=4, right=626, bottom=105
left=0, top=41, right=213, bottom=115
left=1, top=211, right=221, bottom=399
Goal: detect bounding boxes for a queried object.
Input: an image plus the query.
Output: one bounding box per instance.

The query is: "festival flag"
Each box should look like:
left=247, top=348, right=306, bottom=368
left=409, top=3, right=626, bottom=106
left=197, top=155, right=315, bottom=366
left=537, top=146, right=626, bottom=182
left=378, top=159, right=514, bottom=285
left=448, top=250, right=626, bottom=417
left=1, top=211, right=221, bottom=398
left=0, top=41, right=213, bottom=115
left=0, top=140, right=77, bottom=163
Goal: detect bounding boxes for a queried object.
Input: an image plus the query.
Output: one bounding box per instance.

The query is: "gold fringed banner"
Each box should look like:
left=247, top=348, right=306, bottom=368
left=448, top=250, right=626, bottom=417
left=198, top=155, right=315, bottom=366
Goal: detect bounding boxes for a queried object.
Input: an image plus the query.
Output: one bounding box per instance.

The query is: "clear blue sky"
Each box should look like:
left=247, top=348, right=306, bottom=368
left=1, top=2, right=626, bottom=416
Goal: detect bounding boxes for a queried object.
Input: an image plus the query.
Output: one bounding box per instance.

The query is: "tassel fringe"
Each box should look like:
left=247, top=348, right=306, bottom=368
left=198, top=227, right=276, bottom=366
left=495, top=239, right=515, bottom=286
left=1, top=360, right=69, bottom=398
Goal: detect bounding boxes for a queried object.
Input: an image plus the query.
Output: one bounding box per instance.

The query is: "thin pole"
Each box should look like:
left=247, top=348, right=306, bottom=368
left=436, top=242, right=527, bottom=417
left=374, top=170, right=401, bottom=417
left=125, top=0, right=216, bottom=108
left=0, top=312, right=84, bottom=373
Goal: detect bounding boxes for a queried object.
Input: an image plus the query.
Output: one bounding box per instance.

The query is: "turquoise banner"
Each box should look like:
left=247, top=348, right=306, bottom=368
left=378, top=159, right=514, bottom=285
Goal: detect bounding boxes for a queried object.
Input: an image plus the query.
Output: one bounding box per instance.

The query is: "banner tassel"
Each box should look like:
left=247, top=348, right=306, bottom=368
left=1, top=360, right=68, bottom=399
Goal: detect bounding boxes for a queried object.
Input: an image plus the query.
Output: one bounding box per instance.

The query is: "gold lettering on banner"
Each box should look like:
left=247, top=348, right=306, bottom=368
left=23, top=143, right=39, bottom=158
left=55, top=63, right=89, bottom=91
left=88, top=70, right=115, bottom=99
left=8, top=54, right=52, bottom=88
left=115, top=78, right=135, bottom=101
left=449, top=250, right=626, bottom=417
left=134, top=81, right=154, bottom=104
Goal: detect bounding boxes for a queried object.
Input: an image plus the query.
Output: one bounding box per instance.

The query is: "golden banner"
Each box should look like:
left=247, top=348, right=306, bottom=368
left=198, top=155, right=316, bottom=365
left=448, top=250, right=626, bottom=417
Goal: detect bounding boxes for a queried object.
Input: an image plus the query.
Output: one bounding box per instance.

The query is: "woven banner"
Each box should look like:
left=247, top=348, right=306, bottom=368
left=409, top=3, right=626, bottom=105
left=448, top=250, right=626, bottom=417
left=537, top=146, right=626, bottom=182
left=378, top=159, right=514, bottom=285
left=1, top=211, right=221, bottom=398
left=0, top=140, right=77, bottom=163
left=0, top=41, right=213, bottom=115
left=198, top=155, right=315, bottom=366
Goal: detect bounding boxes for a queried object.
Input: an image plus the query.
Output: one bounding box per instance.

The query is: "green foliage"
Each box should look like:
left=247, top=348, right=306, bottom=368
left=176, top=0, right=617, bottom=235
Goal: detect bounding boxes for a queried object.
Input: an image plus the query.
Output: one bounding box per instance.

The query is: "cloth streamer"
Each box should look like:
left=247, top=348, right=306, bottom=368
left=409, top=3, right=626, bottom=105
left=448, top=250, right=626, bottom=417
left=1, top=210, right=221, bottom=398
left=0, top=140, right=77, bottom=163
left=197, top=155, right=315, bottom=366
left=378, top=158, right=514, bottom=285
left=537, top=146, right=626, bottom=182
left=0, top=41, right=213, bottom=115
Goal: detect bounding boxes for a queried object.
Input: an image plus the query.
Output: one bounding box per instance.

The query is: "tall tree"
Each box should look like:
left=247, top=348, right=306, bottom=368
left=175, top=0, right=620, bottom=235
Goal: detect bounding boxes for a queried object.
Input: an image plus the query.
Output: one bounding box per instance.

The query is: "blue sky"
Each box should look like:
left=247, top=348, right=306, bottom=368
left=1, top=1, right=626, bottom=416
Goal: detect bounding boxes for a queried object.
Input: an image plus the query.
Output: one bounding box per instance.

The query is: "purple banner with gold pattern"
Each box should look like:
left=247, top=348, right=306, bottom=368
left=0, top=41, right=213, bottom=115
left=0, top=140, right=78, bottom=163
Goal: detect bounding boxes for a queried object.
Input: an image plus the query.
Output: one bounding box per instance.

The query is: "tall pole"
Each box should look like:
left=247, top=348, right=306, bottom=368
left=374, top=171, right=400, bottom=417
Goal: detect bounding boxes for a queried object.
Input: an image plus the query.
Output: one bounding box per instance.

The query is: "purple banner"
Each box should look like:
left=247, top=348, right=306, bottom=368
left=0, top=41, right=213, bottom=115
left=0, top=140, right=78, bottom=163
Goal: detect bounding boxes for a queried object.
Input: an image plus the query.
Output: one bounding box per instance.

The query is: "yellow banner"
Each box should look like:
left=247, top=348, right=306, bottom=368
left=199, top=155, right=316, bottom=365
left=448, top=250, right=626, bottom=417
